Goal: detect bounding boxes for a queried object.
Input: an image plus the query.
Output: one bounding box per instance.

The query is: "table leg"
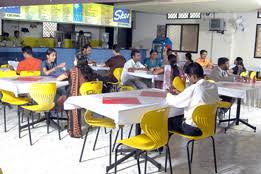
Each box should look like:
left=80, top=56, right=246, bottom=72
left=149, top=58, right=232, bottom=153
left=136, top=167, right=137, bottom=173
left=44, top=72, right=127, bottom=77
left=236, top=98, right=241, bottom=125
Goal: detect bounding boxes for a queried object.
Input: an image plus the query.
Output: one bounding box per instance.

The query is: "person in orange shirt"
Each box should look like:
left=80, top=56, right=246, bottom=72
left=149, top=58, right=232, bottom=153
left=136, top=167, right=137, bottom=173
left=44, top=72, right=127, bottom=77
left=16, top=46, right=42, bottom=74
left=196, top=50, right=213, bottom=69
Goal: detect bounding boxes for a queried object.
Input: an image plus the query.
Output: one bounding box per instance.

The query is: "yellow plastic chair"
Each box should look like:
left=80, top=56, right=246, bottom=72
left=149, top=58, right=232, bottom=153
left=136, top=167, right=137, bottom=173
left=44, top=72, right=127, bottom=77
left=0, top=70, right=17, bottom=77
left=79, top=81, right=121, bottom=166
left=118, top=85, right=134, bottom=92
left=170, top=104, right=218, bottom=174
left=20, top=71, right=40, bottom=76
left=21, top=83, right=56, bottom=145
left=0, top=64, right=10, bottom=68
left=114, top=108, right=172, bottom=174
left=0, top=70, right=30, bottom=133
left=250, top=71, right=257, bottom=80
left=172, top=76, right=185, bottom=92
left=108, top=68, right=123, bottom=92
left=0, top=168, right=2, bottom=174
left=240, top=71, right=247, bottom=77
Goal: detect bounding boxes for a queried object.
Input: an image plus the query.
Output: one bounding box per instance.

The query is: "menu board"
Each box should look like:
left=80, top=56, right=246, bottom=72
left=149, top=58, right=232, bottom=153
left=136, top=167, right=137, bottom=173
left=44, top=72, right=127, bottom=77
left=63, top=4, right=73, bottom=23
left=1, top=3, right=131, bottom=28
left=51, top=4, right=63, bottom=22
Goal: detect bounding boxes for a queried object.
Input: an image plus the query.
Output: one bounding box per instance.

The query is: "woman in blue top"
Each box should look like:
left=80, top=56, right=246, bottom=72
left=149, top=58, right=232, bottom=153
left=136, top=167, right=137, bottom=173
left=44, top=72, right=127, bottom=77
left=41, top=48, right=66, bottom=76
left=144, top=50, right=162, bottom=70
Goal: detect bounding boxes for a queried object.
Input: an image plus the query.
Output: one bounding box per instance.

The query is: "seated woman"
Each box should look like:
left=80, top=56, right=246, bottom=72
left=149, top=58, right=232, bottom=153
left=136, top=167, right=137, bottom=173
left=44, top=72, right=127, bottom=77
left=41, top=48, right=66, bottom=77
left=144, top=50, right=162, bottom=71
left=231, top=57, right=246, bottom=75
left=183, top=52, right=193, bottom=72
left=153, top=54, right=180, bottom=77
left=57, top=54, right=97, bottom=138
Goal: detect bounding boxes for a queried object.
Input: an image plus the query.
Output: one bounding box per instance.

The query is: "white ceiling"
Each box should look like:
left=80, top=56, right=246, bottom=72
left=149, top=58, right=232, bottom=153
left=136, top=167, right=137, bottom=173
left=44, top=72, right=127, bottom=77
left=116, top=0, right=261, bottom=14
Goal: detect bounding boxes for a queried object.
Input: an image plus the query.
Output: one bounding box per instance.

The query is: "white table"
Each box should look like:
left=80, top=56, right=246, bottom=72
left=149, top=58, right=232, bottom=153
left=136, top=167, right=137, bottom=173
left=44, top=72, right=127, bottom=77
left=89, top=64, right=110, bottom=71
left=216, top=81, right=261, bottom=132
left=127, top=71, right=164, bottom=88
left=0, top=76, right=68, bottom=97
left=64, top=88, right=183, bottom=125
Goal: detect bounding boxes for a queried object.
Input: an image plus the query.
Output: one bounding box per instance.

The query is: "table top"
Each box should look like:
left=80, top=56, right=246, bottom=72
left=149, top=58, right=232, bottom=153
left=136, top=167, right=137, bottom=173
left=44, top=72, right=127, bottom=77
left=216, top=81, right=261, bottom=106
left=89, top=64, right=110, bottom=71
left=0, top=76, right=68, bottom=97
left=127, top=71, right=164, bottom=81
left=64, top=88, right=184, bottom=125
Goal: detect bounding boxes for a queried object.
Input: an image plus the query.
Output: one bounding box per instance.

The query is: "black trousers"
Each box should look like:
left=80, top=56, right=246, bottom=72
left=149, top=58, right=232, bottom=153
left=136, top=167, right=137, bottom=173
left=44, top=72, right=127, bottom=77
left=168, top=115, right=202, bottom=136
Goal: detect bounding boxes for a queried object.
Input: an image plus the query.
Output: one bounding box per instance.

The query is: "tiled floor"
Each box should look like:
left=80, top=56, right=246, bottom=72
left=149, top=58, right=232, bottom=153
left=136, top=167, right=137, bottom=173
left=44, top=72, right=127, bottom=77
left=0, top=104, right=261, bottom=174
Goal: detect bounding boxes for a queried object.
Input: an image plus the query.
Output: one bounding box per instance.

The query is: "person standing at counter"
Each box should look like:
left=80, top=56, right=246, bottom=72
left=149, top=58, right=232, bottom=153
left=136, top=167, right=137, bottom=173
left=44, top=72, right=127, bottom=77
left=16, top=46, right=42, bottom=74
left=12, top=30, right=24, bottom=47
left=0, top=32, right=12, bottom=47
left=41, top=48, right=66, bottom=76
left=75, top=44, right=96, bottom=65
left=77, top=30, right=89, bottom=49
left=104, top=44, right=126, bottom=83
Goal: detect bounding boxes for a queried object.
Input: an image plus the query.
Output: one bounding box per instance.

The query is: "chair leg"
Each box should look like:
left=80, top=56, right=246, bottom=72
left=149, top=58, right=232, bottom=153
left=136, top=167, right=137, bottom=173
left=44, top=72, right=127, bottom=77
left=18, top=107, right=21, bottom=138
left=210, top=136, right=218, bottom=173
left=167, top=145, right=173, bottom=174
left=3, top=104, right=6, bottom=132
left=31, top=112, right=34, bottom=128
left=114, top=143, right=123, bottom=174
left=93, top=127, right=101, bottom=151
left=109, top=130, right=112, bottom=165
left=46, top=112, right=50, bottom=134
left=27, top=115, right=32, bottom=145
left=112, top=129, right=120, bottom=152
left=186, top=140, right=193, bottom=174
left=165, top=146, right=168, bottom=172
left=120, top=127, right=123, bottom=140
left=136, top=151, right=141, bottom=174
left=144, top=151, right=148, bottom=174
left=128, top=124, right=133, bottom=138
left=191, top=141, right=194, bottom=163
left=57, top=111, right=61, bottom=140
left=79, top=127, right=90, bottom=162
left=21, top=109, right=24, bottom=123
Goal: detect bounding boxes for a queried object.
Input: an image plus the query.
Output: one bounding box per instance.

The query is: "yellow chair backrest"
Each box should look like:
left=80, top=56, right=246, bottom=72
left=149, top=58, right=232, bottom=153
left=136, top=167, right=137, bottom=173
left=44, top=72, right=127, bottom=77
left=240, top=71, right=247, bottom=77
left=20, top=71, right=40, bottom=77
left=119, top=86, right=134, bottom=91
left=0, top=70, right=17, bottom=77
left=80, top=81, right=103, bottom=123
left=192, top=104, right=218, bottom=138
left=172, top=76, right=185, bottom=92
left=250, top=71, right=257, bottom=80
left=208, top=79, right=215, bottom=83
left=29, top=83, right=56, bottom=110
left=0, top=64, right=10, bottom=68
left=140, top=107, right=169, bottom=149
left=113, top=68, right=123, bottom=83
left=0, top=168, right=2, bottom=174
left=80, top=81, right=103, bottom=95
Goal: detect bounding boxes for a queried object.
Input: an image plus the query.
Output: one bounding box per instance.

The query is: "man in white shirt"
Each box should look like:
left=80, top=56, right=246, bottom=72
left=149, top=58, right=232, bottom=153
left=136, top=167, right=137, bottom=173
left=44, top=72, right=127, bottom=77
left=209, top=57, right=235, bottom=82
left=121, top=49, right=148, bottom=89
left=166, top=63, right=219, bottom=136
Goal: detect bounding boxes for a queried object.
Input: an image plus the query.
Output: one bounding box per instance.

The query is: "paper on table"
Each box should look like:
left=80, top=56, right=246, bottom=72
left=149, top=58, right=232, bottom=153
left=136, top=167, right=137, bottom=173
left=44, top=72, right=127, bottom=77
left=140, top=91, right=166, bottom=98
left=15, top=77, right=42, bottom=81
left=102, top=97, right=141, bottom=104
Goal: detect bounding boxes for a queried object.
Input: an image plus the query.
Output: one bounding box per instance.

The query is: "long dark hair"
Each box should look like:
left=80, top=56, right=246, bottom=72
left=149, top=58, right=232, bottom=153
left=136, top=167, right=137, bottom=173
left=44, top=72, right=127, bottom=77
left=185, top=52, right=193, bottom=62
left=168, top=54, right=180, bottom=77
left=76, top=54, right=96, bottom=81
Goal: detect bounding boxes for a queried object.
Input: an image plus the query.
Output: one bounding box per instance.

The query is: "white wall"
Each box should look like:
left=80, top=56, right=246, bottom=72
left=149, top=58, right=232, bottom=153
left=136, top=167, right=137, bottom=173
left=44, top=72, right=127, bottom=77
left=133, top=11, right=261, bottom=68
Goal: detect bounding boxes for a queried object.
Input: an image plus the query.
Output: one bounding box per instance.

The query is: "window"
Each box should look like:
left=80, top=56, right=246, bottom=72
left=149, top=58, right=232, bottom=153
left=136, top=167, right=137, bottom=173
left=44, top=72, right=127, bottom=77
left=166, top=24, right=199, bottom=53
left=254, top=24, right=261, bottom=58
left=167, top=12, right=201, bottom=20
left=42, top=22, right=57, bottom=38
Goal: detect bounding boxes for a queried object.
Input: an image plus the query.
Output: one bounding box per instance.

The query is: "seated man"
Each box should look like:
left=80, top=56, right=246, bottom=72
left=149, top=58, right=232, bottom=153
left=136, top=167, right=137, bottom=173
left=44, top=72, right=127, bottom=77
left=196, top=50, right=213, bottom=69
left=121, top=49, right=148, bottom=89
left=16, top=46, right=42, bottom=74
left=209, top=57, right=235, bottom=82
left=166, top=63, right=219, bottom=136
left=105, top=44, right=126, bottom=83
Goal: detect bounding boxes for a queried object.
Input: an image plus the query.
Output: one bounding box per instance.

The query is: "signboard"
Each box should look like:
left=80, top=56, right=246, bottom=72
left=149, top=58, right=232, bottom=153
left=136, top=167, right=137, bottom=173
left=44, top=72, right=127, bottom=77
left=0, top=3, right=131, bottom=28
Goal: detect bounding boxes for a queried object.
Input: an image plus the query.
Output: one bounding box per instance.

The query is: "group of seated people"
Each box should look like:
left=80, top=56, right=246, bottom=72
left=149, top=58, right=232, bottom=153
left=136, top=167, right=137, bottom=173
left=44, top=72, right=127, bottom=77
left=4, top=44, right=251, bottom=137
